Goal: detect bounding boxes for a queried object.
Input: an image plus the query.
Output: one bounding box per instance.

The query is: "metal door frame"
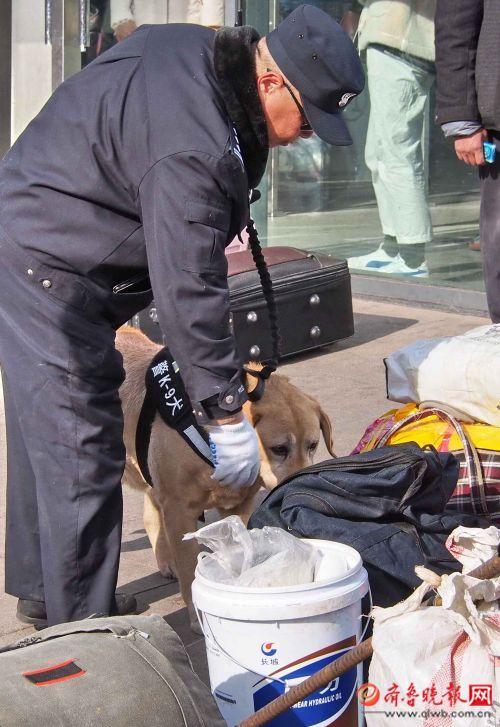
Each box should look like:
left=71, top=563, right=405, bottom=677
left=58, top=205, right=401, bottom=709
left=46, top=0, right=87, bottom=90
left=0, top=0, right=12, bottom=156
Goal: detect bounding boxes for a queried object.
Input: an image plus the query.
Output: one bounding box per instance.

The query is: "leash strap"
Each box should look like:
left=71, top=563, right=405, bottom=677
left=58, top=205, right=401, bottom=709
left=243, top=364, right=275, bottom=402
left=135, top=347, right=214, bottom=486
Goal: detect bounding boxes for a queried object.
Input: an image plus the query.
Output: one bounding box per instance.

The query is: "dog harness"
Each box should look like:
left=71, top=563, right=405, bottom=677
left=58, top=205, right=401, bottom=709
left=135, top=351, right=276, bottom=487
left=135, top=347, right=214, bottom=486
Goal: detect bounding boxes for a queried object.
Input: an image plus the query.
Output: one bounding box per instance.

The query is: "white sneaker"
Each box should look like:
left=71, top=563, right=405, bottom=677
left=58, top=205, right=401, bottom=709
left=347, top=246, right=397, bottom=271
left=378, top=255, right=429, bottom=278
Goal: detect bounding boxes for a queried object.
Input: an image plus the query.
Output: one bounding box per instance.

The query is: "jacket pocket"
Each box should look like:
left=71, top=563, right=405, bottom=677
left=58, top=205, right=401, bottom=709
left=41, top=269, right=91, bottom=315
left=183, top=200, right=230, bottom=274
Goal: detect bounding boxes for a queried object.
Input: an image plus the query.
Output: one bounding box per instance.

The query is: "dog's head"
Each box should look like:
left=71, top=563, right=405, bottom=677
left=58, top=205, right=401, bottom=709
left=243, top=365, right=335, bottom=489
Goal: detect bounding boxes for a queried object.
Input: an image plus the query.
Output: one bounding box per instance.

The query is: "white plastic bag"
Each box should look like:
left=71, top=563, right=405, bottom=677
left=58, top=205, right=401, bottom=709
left=184, top=515, right=319, bottom=587
left=385, top=324, right=500, bottom=425
left=366, top=527, right=500, bottom=726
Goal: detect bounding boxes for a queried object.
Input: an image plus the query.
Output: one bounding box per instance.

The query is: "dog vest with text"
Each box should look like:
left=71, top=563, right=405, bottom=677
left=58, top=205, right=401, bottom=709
left=135, top=347, right=214, bottom=486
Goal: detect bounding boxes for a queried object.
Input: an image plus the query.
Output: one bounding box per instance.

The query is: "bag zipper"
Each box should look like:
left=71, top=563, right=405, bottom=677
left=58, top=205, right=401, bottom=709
left=229, top=265, right=349, bottom=302
left=290, top=449, right=420, bottom=478
left=113, top=272, right=150, bottom=294
left=259, top=446, right=423, bottom=506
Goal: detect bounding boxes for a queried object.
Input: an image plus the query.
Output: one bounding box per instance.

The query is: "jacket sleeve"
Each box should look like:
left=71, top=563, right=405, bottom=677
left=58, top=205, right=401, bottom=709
left=435, top=0, right=484, bottom=125
left=138, top=150, right=247, bottom=418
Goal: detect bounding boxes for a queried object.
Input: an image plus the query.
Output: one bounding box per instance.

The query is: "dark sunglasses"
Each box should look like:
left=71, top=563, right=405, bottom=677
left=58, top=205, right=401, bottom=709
left=266, top=68, right=313, bottom=132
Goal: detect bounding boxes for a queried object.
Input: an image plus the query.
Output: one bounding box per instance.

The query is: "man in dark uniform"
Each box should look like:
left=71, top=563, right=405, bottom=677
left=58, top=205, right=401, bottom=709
left=0, top=5, right=364, bottom=628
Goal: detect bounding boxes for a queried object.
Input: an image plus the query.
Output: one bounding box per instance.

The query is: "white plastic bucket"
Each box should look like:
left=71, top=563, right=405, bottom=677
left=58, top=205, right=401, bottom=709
left=192, top=539, right=369, bottom=726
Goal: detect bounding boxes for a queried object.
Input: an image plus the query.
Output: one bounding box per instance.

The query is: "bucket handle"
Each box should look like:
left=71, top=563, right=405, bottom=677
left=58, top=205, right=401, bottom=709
left=359, top=585, right=373, bottom=642
left=195, top=582, right=373, bottom=689
left=195, top=605, right=288, bottom=686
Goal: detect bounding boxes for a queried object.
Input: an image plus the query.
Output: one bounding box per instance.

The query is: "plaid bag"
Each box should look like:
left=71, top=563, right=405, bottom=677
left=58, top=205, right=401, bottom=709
left=353, top=404, right=499, bottom=525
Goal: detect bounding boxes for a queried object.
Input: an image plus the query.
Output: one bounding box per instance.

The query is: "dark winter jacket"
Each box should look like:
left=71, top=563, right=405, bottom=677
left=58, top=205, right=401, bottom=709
left=0, top=23, right=268, bottom=416
left=435, top=0, right=500, bottom=132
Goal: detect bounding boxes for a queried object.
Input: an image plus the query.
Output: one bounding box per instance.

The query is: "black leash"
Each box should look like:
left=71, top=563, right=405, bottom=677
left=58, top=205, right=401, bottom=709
left=243, top=364, right=275, bottom=402
left=246, top=216, right=281, bottom=372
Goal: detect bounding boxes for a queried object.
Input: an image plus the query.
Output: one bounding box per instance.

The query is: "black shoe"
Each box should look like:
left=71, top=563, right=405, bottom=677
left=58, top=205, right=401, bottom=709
left=17, top=592, right=137, bottom=628
left=111, top=593, right=137, bottom=617
left=16, top=599, right=47, bottom=628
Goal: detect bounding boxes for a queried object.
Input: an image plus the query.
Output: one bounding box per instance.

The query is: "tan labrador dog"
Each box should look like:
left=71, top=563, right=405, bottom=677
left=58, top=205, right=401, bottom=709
left=117, top=327, right=335, bottom=629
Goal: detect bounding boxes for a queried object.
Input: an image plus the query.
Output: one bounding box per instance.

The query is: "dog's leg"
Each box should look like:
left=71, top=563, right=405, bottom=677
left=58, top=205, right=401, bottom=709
left=143, top=490, right=177, bottom=579
left=123, top=455, right=148, bottom=492
left=217, top=485, right=260, bottom=527
left=161, top=507, right=202, bottom=633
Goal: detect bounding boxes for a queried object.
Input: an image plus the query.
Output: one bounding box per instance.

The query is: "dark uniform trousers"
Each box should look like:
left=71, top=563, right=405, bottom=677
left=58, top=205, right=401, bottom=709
left=480, top=132, right=500, bottom=324
left=0, top=230, right=152, bottom=625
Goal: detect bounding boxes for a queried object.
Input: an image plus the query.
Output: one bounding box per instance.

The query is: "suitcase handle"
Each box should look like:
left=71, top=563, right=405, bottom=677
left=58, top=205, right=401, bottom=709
left=375, top=407, right=489, bottom=517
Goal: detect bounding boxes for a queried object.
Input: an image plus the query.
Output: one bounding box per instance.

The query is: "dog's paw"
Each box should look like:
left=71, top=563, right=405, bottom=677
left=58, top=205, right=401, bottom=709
left=158, top=563, right=177, bottom=580
left=188, top=603, right=203, bottom=634
left=190, top=617, right=203, bottom=635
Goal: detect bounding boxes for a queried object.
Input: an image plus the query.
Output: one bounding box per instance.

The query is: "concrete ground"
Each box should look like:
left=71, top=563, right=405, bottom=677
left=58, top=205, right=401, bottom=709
left=0, top=297, right=488, bottom=685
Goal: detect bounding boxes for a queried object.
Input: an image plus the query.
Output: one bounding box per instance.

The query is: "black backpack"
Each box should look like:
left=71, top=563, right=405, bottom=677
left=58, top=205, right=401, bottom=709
left=248, top=443, right=490, bottom=606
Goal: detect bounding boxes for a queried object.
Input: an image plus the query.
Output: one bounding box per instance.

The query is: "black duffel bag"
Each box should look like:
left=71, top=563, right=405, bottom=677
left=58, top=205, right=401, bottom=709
left=248, top=443, right=491, bottom=606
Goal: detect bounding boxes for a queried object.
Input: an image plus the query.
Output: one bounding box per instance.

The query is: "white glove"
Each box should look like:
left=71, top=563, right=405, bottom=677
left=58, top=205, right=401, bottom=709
left=207, top=417, right=260, bottom=489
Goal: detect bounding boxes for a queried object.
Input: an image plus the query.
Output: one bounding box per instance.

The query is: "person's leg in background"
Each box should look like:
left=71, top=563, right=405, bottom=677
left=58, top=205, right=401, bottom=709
left=0, top=239, right=131, bottom=627
left=348, top=46, right=399, bottom=272
left=391, top=52, right=434, bottom=273
left=479, top=133, right=500, bottom=322
left=349, top=46, right=433, bottom=276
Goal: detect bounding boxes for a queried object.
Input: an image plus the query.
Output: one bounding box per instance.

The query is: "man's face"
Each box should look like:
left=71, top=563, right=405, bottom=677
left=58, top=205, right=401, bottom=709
left=257, top=70, right=314, bottom=148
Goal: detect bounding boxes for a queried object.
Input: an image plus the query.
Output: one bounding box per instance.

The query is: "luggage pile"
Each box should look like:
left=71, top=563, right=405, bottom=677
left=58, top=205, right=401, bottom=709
left=242, top=323, right=500, bottom=724
left=355, top=324, right=500, bottom=526
left=250, top=324, right=500, bottom=610
left=353, top=404, right=499, bottom=525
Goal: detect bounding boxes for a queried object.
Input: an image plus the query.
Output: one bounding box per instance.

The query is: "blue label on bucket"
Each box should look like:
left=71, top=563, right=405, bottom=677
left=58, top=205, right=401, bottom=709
left=252, top=647, right=357, bottom=726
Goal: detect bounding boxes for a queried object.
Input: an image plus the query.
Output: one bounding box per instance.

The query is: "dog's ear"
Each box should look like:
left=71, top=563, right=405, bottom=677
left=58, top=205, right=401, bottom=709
left=301, top=391, right=336, bottom=458
left=318, top=406, right=336, bottom=458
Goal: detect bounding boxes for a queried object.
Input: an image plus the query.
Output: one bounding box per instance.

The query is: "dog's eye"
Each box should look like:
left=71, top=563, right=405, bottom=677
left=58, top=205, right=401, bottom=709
left=309, top=441, right=319, bottom=453
left=271, top=445, right=289, bottom=459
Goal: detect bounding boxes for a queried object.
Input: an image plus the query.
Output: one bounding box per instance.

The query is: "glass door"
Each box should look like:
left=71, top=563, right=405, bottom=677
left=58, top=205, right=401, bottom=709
left=264, top=1, right=484, bottom=305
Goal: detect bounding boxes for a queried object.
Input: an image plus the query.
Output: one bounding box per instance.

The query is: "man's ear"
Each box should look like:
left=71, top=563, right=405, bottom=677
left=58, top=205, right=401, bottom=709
left=256, top=70, right=283, bottom=95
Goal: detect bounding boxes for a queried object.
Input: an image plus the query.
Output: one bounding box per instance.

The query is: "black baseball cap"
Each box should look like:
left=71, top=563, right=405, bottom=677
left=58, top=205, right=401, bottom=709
left=266, top=4, right=365, bottom=145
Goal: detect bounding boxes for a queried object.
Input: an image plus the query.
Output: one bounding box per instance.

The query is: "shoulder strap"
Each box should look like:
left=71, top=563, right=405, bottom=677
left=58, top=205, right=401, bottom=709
left=376, top=407, right=490, bottom=518
left=135, top=347, right=214, bottom=486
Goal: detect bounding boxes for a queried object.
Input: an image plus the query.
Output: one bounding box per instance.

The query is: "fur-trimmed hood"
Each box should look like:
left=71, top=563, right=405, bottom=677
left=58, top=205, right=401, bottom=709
left=214, top=26, right=269, bottom=189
